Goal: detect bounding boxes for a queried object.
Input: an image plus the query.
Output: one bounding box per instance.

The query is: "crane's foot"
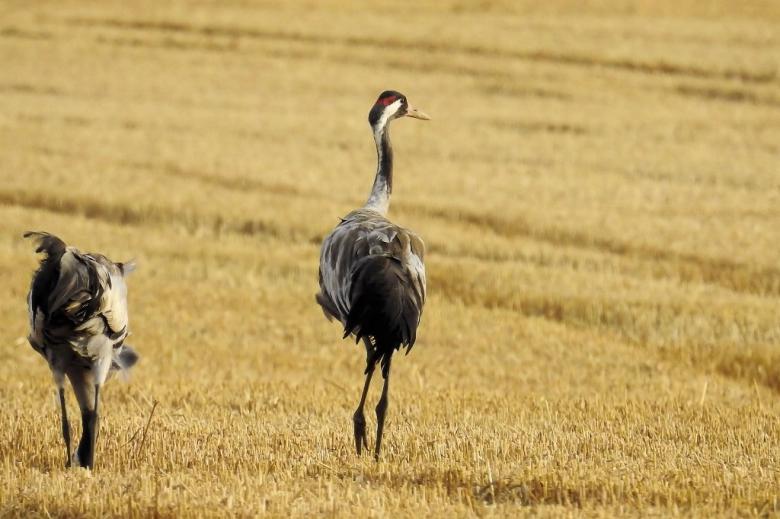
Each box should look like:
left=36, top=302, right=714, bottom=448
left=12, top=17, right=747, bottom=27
left=65, top=452, right=75, bottom=469
left=353, top=410, right=369, bottom=455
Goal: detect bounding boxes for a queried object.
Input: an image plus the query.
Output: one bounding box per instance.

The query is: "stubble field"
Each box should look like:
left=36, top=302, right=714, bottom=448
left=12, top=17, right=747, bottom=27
left=0, top=0, right=779, bottom=516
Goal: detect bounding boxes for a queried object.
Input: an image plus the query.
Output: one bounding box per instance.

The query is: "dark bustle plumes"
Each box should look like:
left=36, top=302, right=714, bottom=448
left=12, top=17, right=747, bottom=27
left=24, top=232, right=68, bottom=317
left=343, top=255, right=420, bottom=375
left=24, top=231, right=67, bottom=259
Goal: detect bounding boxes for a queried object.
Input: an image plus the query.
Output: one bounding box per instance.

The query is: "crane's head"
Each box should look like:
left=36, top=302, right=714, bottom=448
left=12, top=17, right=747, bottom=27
left=368, top=90, right=430, bottom=130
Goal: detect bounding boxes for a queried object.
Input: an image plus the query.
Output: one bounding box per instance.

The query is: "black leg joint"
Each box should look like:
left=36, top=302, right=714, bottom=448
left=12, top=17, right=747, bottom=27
left=375, top=396, right=388, bottom=418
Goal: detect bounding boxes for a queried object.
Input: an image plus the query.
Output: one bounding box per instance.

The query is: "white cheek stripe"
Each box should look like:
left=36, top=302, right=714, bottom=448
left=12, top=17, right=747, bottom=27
left=376, top=99, right=403, bottom=130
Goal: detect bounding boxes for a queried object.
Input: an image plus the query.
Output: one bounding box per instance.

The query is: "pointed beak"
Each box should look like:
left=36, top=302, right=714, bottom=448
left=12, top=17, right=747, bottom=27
left=405, top=104, right=431, bottom=120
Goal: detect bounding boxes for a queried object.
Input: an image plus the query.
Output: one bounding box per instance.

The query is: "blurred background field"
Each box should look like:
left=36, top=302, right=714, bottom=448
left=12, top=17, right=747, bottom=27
left=0, top=0, right=778, bottom=516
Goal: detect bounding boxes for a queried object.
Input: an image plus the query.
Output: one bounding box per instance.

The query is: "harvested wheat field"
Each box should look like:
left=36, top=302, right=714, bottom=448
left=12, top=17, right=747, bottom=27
left=1, top=0, right=779, bottom=517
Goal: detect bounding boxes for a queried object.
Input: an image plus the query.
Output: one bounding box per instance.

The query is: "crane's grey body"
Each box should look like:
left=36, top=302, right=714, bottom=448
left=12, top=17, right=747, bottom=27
left=317, top=208, right=426, bottom=342
left=25, top=231, right=137, bottom=469
left=316, top=91, right=429, bottom=459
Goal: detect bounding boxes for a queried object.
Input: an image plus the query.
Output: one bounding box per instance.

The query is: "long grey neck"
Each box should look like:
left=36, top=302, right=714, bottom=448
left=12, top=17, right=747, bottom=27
left=364, top=124, right=392, bottom=215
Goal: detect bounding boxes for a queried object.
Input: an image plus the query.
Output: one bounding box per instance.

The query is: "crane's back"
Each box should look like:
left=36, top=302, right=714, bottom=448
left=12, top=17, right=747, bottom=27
left=26, top=233, right=131, bottom=367
left=317, top=209, right=426, bottom=354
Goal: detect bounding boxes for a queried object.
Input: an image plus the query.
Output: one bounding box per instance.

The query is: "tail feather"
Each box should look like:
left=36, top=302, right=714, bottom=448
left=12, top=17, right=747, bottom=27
left=344, top=255, right=421, bottom=356
left=117, top=260, right=137, bottom=276
left=113, top=344, right=139, bottom=371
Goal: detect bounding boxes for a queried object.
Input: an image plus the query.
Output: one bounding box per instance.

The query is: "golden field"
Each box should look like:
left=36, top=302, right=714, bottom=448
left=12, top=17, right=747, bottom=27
left=0, top=0, right=779, bottom=516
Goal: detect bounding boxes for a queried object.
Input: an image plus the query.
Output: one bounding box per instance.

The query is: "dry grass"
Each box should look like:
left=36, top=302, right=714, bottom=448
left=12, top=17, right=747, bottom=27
left=0, top=0, right=779, bottom=516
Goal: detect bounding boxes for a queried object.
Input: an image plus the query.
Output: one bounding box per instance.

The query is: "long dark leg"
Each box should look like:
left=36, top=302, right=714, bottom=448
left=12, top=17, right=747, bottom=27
left=67, top=367, right=100, bottom=469
left=77, top=384, right=100, bottom=470
left=354, top=364, right=375, bottom=455
left=354, top=337, right=379, bottom=455
left=374, top=354, right=393, bottom=460
left=58, top=387, right=72, bottom=467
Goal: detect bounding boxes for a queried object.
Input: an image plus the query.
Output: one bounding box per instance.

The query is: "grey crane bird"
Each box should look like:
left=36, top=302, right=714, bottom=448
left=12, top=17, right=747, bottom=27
left=316, top=90, right=429, bottom=459
left=25, top=231, right=138, bottom=470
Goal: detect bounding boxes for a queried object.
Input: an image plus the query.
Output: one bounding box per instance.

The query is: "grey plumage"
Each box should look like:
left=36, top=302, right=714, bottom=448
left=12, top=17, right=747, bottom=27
left=317, top=209, right=426, bottom=367
left=316, top=90, right=429, bottom=459
left=25, top=231, right=138, bottom=469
